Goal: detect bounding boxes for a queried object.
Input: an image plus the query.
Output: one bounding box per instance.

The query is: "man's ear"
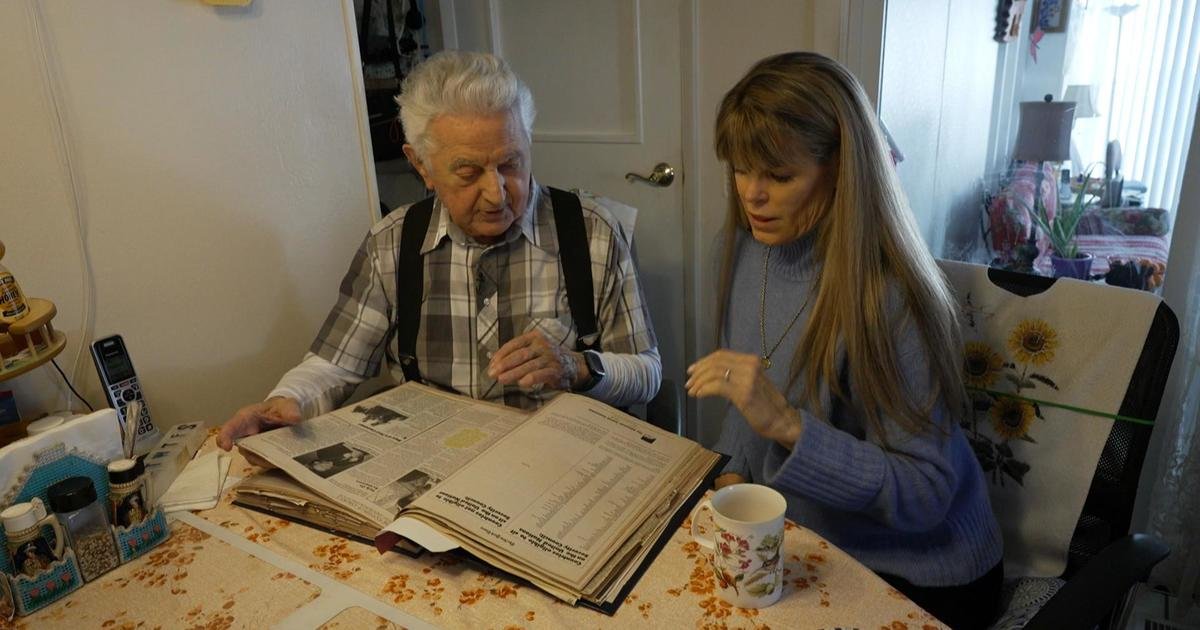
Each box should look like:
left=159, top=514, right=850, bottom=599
left=403, top=144, right=435, bottom=190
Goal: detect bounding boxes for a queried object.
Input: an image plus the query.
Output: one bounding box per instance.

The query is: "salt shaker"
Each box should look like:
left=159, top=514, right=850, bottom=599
left=47, top=476, right=120, bottom=582
left=107, top=457, right=149, bottom=527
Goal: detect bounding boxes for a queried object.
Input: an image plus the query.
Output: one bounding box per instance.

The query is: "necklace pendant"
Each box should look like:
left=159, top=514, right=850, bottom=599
left=761, top=356, right=772, bottom=370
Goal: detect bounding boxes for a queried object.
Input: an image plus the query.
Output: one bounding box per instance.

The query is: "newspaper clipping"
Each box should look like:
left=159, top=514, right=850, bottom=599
left=239, top=386, right=527, bottom=528
left=400, top=394, right=704, bottom=585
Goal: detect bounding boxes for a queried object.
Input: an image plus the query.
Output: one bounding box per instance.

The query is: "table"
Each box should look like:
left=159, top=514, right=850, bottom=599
left=11, top=438, right=947, bottom=629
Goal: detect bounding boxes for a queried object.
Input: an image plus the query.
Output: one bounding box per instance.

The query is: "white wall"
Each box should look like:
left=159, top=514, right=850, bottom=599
left=879, top=0, right=999, bottom=261
left=685, top=0, right=841, bottom=445
left=0, top=1, right=376, bottom=429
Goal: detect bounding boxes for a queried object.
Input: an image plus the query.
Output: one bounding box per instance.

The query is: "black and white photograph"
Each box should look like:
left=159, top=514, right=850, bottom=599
left=377, top=468, right=440, bottom=512
left=351, top=403, right=410, bottom=428
left=293, top=442, right=373, bottom=479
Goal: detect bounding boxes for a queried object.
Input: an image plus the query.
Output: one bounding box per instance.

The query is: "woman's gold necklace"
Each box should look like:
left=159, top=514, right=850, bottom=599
left=758, top=246, right=812, bottom=370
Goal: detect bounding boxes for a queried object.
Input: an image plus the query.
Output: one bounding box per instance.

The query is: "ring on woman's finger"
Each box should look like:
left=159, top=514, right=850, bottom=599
left=723, top=368, right=732, bottom=382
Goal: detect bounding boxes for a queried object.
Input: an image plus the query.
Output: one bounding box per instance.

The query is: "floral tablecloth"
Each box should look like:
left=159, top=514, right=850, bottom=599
left=9, top=438, right=946, bottom=629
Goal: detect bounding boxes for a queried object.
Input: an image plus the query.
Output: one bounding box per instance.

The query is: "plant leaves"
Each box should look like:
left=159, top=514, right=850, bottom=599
left=1029, top=373, right=1059, bottom=389
left=1015, top=171, right=1098, bottom=258
left=746, top=581, right=776, bottom=597
left=1003, top=459, right=1030, bottom=485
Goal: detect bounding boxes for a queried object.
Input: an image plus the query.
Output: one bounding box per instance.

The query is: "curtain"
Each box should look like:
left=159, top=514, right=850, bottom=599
left=1065, top=0, right=1200, bottom=212
left=1143, top=101, right=1200, bottom=597
left=1147, top=277, right=1200, bottom=594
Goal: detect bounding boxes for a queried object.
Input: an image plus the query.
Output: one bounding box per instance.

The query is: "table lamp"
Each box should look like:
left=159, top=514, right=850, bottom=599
left=1013, top=96, right=1076, bottom=213
left=1012, top=98, right=1076, bottom=165
left=1063, top=84, right=1099, bottom=176
left=1008, top=97, right=1075, bottom=269
left=1063, top=84, right=1098, bottom=119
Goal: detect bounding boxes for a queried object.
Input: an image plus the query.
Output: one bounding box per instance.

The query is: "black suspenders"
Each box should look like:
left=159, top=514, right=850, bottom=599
left=393, top=187, right=599, bottom=383
left=393, top=196, right=435, bottom=383
left=548, top=187, right=600, bottom=353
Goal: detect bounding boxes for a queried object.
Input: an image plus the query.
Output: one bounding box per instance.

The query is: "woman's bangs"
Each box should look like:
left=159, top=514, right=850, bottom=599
left=716, top=106, right=794, bottom=171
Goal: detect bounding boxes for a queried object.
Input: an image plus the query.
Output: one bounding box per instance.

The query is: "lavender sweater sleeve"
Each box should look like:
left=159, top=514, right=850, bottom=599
left=761, top=312, right=961, bottom=531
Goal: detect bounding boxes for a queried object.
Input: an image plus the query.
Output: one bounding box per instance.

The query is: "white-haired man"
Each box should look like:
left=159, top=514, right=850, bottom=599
left=218, top=51, right=660, bottom=449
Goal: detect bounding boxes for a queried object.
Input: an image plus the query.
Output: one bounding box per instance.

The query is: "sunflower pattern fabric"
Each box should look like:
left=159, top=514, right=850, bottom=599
left=939, top=260, right=1161, bottom=578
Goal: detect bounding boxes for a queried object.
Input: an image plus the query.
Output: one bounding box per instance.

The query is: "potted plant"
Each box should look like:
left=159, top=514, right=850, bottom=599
left=1025, top=172, right=1096, bottom=279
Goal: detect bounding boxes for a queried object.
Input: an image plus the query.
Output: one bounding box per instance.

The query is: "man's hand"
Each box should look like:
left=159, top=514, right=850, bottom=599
left=216, top=396, right=302, bottom=451
left=685, top=349, right=803, bottom=449
left=488, top=329, right=586, bottom=391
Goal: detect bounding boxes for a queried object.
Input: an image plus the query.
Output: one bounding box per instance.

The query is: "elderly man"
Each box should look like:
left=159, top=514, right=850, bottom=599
left=217, top=51, right=660, bottom=450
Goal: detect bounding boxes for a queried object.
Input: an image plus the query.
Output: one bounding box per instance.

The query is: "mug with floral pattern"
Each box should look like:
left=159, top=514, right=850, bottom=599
left=690, top=483, right=786, bottom=608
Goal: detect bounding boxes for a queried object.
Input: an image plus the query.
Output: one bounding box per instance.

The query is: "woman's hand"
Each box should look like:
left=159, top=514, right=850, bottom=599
left=713, top=473, right=748, bottom=490
left=686, top=349, right=803, bottom=449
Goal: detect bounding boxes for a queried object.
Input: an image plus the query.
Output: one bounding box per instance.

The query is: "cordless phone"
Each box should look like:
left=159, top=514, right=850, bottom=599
left=90, top=334, right=160, bottom=444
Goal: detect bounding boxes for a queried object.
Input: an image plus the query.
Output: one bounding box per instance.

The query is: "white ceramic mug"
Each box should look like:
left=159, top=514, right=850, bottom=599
left=690, top=483, right=787, bottom=608
left=1, top=498, right=66, bottom=578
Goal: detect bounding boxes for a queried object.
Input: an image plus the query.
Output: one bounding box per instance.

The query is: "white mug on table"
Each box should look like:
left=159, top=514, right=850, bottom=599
left=690, top=483, right=787, bottom=608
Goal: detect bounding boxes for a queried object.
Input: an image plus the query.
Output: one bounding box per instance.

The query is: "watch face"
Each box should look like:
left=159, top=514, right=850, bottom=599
left=584, top=350, right=605, bottom=378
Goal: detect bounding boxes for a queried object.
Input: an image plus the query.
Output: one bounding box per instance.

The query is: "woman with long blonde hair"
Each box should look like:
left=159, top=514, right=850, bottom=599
left=686, top=52, right=1002, bottom=629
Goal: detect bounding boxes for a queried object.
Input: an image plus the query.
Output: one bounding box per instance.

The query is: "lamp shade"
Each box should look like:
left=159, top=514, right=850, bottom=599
left=1062, top=84, right=1099, bottom=118
left=1012, top=100, right=1076, bottom=162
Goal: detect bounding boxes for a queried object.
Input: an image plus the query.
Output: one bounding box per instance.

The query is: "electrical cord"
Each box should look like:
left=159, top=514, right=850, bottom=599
left=28, top=1, right=99, bottom=411
left=51, top=357, right=95, bottom=412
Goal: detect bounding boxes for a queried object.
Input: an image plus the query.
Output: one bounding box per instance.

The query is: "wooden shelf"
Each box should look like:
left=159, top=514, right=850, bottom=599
left=0, top=298, right=67, bottom=383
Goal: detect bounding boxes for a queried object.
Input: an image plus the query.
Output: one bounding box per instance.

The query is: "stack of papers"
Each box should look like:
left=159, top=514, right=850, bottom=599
left=157, top=450, right=232, bottom=512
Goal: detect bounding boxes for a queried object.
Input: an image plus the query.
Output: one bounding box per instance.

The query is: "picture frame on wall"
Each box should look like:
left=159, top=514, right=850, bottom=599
left=994, top=0, right=1028, bottom=43
left=1033, top=0, right=1071, bottom=33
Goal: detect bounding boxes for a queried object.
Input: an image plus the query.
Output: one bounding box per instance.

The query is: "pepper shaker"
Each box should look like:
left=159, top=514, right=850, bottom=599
left=47, top=476, right=120, bottom=581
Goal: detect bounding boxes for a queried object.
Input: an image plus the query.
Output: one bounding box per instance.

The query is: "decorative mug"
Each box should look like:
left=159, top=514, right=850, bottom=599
left=690, top=483, right=787, bottom=608
left=0, top=571, right=12, bottom=618
left=1, top=498, right=66, bottom=578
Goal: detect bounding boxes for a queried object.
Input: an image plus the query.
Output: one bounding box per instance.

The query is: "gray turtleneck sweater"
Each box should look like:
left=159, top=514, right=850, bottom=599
left=714, top=228, right=1002, bottom=587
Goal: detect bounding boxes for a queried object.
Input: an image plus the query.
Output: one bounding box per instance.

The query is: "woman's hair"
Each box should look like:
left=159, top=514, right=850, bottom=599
left=714, top=52, right=966, bottom=439
left=397, top=50, right=536, bottom=160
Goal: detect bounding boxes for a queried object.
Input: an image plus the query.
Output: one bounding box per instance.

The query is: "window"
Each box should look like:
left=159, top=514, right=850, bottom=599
left=881, top=0, right=1200, bottom=289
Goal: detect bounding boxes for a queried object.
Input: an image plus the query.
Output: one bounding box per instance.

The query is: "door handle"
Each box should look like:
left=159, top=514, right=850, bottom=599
left=625, top=162, right=675, bottom=187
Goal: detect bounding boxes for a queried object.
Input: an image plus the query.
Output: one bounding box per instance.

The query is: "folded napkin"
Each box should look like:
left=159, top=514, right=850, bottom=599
left=157, top=450, right=232, bottom=512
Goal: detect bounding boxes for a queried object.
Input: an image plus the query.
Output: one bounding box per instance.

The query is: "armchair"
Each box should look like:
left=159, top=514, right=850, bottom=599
left=938, top=261, right=1178, bottom=630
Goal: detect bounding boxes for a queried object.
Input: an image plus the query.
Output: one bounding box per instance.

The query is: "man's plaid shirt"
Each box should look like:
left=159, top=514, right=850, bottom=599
left=309, top=181, right=658, bottom=409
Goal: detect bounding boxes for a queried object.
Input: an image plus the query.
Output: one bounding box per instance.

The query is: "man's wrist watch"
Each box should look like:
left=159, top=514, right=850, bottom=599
left=576, top=349, right=606, bottom=392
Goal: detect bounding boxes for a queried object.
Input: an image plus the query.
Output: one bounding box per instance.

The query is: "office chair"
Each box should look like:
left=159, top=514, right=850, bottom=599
left=641, top=378, right=683, bottom=435
left=603, top=193, right=682, bottom=436
left=938, top=261, right=1178, bottom=630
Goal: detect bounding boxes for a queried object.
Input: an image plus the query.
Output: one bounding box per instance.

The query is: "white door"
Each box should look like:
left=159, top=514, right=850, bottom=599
left=442, top=1, right=687, bottom=418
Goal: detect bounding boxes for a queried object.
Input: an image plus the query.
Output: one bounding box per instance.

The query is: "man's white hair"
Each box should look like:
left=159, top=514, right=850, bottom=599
left=397, top=50, right=536, bottom=160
